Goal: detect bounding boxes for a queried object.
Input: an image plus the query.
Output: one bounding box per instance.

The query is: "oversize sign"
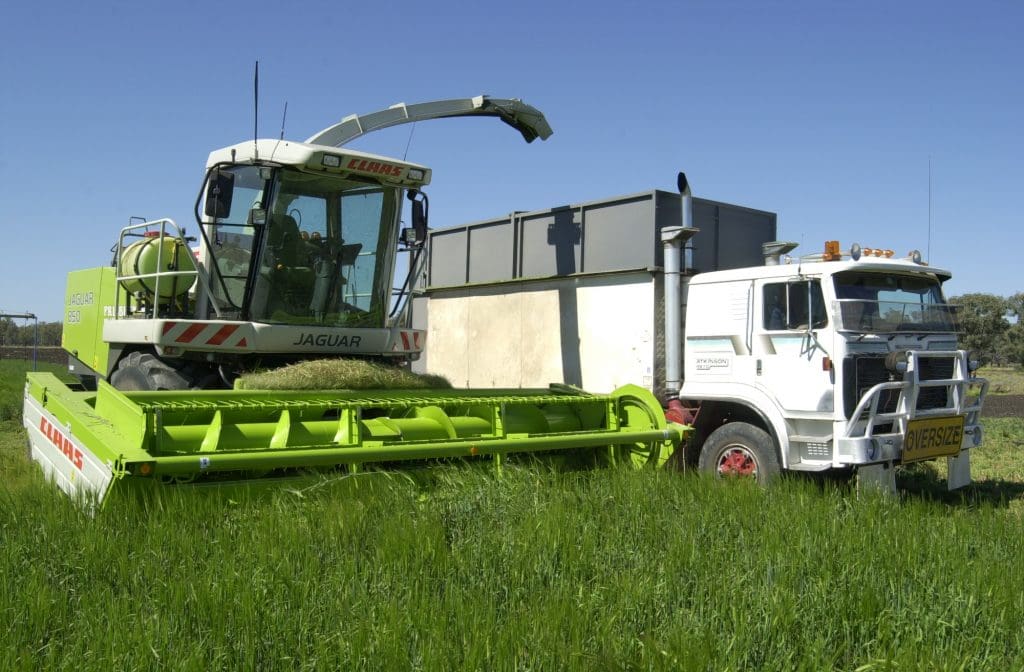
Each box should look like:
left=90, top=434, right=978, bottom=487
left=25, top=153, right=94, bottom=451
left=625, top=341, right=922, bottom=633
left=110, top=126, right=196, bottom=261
left=903, top=415, right=965, bottom=462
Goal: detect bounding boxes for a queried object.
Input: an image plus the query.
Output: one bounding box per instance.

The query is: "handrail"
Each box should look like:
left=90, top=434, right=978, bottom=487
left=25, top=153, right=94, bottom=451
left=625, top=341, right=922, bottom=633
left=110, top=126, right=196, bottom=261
left=113, top=219, right=222, bottom=319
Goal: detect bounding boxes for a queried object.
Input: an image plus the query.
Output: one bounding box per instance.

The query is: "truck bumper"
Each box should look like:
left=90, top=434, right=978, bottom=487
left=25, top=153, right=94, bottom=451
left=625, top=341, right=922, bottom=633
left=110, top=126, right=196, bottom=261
left=836, top=350, right=987, bottom=489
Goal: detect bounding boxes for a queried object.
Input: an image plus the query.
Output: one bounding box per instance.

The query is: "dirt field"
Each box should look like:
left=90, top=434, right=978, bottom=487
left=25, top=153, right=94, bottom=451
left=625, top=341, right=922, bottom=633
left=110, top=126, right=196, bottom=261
left=0, top=347, right=65, bottom=365
left=982, top=395, right=1024, bottom=418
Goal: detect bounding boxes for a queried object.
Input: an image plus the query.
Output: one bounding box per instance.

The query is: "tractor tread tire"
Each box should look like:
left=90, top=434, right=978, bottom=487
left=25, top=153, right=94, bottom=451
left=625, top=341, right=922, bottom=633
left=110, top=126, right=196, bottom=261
left=109, top=352, right=193, bottom=391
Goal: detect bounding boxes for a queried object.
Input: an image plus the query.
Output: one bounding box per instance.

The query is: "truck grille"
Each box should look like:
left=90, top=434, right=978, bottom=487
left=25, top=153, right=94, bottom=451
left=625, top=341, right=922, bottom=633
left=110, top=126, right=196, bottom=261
left=842, top=355, right=953, bottom=419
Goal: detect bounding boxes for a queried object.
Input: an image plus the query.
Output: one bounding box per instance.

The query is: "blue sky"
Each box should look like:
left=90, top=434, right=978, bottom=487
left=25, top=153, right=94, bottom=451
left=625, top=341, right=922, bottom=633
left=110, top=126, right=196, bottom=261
left=1, top=0, right=1021, bottom=321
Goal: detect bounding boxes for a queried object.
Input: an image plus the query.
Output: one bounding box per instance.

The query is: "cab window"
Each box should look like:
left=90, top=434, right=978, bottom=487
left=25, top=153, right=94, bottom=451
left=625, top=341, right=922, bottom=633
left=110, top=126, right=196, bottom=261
left=763, top=280, right=827, bottom=330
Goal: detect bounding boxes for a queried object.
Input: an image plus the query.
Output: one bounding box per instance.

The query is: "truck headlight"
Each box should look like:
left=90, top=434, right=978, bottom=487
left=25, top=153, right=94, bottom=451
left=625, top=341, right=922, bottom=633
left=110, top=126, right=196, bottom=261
left=885, top=351, right=908, bottom=374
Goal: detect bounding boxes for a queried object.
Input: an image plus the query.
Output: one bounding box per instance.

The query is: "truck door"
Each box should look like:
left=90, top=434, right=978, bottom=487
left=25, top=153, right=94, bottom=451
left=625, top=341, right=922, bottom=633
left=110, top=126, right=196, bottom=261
left=754, top=277, right=833, bottom=414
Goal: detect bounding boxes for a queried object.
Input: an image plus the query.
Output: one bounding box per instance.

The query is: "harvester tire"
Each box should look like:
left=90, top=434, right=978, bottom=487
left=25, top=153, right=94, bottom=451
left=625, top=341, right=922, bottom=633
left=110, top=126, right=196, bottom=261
left=110, top=352, right=194, bottom=391
left=697, top=422, right=780, bottom=485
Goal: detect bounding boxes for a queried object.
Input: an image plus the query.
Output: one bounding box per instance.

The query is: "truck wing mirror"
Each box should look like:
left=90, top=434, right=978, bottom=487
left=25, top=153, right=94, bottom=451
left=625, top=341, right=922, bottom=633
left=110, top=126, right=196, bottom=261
left=204, top=168, right=235, bottom=219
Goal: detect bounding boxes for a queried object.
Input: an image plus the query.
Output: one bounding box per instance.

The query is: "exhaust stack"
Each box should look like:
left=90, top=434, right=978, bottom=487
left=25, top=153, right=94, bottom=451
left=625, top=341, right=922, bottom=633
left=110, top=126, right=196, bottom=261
left=662, top=172, right=700, bottom=402
left=762, top=241, right=799, bottom=266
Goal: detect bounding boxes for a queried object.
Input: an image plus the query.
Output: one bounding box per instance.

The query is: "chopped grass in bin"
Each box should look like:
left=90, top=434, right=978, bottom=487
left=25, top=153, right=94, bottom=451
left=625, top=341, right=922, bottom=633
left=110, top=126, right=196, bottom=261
left=235, top=358, right=452, bottom=391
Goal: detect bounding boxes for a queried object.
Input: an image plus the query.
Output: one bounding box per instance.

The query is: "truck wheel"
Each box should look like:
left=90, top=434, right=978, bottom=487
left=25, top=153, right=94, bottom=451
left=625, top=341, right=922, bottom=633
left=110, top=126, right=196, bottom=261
left=110, top=352, right=193, bottom=391
left=697, top=422, right=780, bottom=485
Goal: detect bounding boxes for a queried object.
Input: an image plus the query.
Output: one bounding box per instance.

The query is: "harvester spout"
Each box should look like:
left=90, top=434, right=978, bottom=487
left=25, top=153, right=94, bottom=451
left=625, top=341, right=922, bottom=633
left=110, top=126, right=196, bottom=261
left=306, top=95, right=554, bottom=147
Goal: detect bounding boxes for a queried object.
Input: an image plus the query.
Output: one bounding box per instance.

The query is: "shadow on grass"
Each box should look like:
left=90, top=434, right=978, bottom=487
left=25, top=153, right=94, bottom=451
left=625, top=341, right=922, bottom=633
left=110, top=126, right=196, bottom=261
left=897, top=462, right=1024, bottom=508
left=766, top=464, right=1024, bottom=510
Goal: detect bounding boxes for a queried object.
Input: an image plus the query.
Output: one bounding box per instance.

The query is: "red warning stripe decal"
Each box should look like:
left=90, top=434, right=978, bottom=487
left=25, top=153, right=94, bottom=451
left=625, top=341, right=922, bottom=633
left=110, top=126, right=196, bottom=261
left=206, top=324, right=239, bottom=346
left=394, top=331, right=425, bottom=351
left=175, top=323, right=207, bottom=344
left=160, top=321, right=250, bottom=349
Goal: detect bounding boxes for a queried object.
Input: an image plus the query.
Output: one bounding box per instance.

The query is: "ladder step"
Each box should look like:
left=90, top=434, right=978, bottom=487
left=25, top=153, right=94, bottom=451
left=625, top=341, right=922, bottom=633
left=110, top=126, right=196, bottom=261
left=790, top=434, right=833, bottom=444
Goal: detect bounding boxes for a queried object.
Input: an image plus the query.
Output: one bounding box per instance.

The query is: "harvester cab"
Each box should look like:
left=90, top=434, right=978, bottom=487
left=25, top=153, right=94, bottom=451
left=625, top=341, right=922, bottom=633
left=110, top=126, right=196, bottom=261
left=193, top=139, right=429, bottom=333
left=64, top=96, right=553, bottom=391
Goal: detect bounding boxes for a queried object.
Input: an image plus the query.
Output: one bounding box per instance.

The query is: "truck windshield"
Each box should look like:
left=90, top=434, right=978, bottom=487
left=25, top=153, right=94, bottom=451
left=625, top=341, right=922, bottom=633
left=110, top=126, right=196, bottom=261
left=833, top=271, right=957, bottom=333
left=248, top=170, right=399, bottom=327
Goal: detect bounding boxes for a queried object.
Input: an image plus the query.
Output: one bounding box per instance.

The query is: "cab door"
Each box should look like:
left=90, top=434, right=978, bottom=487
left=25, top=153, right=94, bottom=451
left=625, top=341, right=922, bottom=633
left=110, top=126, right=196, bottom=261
left=753, top=277, right=834, bottom=414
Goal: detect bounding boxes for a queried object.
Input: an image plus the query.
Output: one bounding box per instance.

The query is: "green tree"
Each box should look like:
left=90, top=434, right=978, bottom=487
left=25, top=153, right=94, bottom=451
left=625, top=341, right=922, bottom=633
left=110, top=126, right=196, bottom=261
left=1001, top=292, right=1024, bottom=367
left=0, top=318, right=16, bottom=346
left=1006, top=292, right=1024, bottom=320
left=6, top=321, right=63, bottom=346
left=39, top=321, right=63, bottom=347
left=999, top=323, right=1024, bottom=368
left=949, top=293, right=1009, bottom=366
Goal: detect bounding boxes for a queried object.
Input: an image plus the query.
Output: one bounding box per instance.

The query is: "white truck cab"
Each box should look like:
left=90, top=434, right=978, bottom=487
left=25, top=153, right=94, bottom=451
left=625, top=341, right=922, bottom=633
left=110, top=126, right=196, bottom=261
left=682, top=245, right=987, bottom=491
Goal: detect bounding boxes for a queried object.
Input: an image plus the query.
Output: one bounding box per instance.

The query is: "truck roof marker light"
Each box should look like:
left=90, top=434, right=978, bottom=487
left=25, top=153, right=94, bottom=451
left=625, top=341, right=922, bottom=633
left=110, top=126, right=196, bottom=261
left=823, top=240, right=841, bottom=261
left=850, top=243, right=862, bottom=261
left=883, top=249, right=894, bottom=258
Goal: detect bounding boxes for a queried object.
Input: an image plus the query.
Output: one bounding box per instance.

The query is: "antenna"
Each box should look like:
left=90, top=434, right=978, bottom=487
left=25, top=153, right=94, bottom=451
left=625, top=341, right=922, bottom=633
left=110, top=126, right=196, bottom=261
left=403, top=122, right=417, bottom=161
left=279, top=101, right=288, bottom=140
left=927, top=156, right=932, bottom=262
left=253, top=61, right=260, bottom=160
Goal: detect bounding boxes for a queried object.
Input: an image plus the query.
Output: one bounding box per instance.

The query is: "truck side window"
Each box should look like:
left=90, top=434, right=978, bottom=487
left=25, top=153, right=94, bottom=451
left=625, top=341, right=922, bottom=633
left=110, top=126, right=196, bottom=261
left=764, top=284, right=787, bottom=329
left=763, top=280, right=827, bottom=330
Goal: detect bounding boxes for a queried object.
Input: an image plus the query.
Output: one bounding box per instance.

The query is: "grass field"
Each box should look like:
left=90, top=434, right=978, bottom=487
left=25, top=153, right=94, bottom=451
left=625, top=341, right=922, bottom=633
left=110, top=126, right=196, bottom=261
left=978, top=366, right=1024, bottom=395
left=3, top=360, right=1024, bottom=670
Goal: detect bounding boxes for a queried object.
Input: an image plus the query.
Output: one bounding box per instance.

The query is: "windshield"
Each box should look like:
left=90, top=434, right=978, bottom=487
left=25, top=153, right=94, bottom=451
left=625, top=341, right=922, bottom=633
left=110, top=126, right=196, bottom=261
left=833, top=270, right=957, bottom=333
left=204, top=166, right=400, bottom=327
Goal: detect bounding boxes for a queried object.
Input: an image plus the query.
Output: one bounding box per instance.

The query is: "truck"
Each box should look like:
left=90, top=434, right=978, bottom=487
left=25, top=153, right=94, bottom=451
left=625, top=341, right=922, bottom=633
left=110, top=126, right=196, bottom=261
left=23, top=96, right=685, bottom=507
left=411, top=175, right=989, bottom=492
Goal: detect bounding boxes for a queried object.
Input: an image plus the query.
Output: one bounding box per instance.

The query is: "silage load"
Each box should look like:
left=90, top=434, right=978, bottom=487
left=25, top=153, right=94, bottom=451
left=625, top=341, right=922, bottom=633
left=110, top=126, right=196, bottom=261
left=236, top=358, right=452, bottom=391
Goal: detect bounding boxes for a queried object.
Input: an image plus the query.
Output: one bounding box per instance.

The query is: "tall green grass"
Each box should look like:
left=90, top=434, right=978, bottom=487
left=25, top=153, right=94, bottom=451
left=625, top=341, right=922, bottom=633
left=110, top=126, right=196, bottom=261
left=4, top=422, right=1024, bottom=670
left=4, top=358, right=1024, bottom=669
left=0, top=359, right=72, bottom=422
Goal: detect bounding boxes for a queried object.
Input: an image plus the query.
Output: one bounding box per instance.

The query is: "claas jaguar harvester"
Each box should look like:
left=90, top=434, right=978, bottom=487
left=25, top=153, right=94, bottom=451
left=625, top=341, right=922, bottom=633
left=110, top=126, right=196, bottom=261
left=23, top=96, right=685, bottom=507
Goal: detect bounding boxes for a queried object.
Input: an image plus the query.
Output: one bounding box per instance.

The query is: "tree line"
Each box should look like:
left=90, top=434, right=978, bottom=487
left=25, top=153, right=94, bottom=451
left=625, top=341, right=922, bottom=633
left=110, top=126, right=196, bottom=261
left=949, top=293, right=1024, bottom=367
left=0, top=318, right=63, bottom=347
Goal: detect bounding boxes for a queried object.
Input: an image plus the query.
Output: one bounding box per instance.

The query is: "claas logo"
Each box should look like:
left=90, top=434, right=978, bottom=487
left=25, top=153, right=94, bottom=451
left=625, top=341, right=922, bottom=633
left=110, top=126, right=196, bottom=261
left=39, top=417, right=84, bottom=471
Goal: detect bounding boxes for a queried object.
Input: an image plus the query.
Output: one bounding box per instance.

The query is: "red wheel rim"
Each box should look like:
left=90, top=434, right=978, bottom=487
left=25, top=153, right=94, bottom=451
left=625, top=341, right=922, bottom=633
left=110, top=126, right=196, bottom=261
left=716, top=446, right=757, bottom=477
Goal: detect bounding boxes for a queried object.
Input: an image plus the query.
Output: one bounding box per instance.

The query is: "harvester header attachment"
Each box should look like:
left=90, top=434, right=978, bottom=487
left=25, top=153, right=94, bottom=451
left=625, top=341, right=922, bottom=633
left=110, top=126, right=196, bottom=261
left=24, top=373, right=684, bottom=509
